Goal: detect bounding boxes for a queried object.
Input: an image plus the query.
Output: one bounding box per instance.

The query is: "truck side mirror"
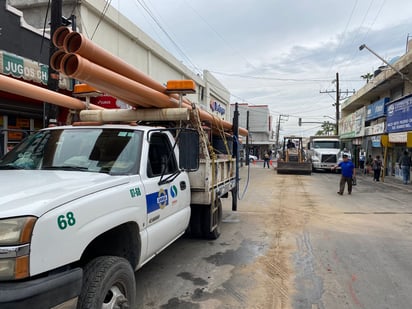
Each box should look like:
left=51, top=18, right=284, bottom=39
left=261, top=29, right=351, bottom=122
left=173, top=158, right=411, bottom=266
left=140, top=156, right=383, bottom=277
left=177, top=129, right=199, bottom=171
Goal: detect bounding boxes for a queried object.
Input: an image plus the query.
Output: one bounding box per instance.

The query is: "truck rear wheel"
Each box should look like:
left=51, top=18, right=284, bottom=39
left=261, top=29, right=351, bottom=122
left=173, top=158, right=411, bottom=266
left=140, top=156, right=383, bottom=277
left=77, top=256, right=136, bottom=309
left=202, top=197, right=222, bottom=240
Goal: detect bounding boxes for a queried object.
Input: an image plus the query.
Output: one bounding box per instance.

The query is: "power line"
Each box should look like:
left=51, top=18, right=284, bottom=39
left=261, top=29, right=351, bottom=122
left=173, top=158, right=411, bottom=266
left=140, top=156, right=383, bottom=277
left=91, top=0, right=112, bottom=39
left=134, top=0, right=202, bottom=75
left=210, top=70, right=362, bottom=83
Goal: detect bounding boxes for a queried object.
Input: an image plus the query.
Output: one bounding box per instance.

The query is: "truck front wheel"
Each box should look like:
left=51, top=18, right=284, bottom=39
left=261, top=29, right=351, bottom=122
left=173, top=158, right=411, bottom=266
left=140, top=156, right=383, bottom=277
left=77, top=256, right=136, bottom=309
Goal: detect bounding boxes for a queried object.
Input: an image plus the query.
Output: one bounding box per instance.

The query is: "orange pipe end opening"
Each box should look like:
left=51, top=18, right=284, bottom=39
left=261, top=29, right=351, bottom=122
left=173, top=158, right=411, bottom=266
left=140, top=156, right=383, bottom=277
left=63, top=32, right=83, bottom=54
left=52, top=26, right=72, bottom=49
left=50, top=50, right=66, bottom=71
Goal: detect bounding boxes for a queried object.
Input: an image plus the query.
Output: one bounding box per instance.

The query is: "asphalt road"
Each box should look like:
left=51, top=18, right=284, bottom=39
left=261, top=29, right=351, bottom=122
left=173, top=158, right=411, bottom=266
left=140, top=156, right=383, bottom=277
left=134, top=164, right=412, bottom=309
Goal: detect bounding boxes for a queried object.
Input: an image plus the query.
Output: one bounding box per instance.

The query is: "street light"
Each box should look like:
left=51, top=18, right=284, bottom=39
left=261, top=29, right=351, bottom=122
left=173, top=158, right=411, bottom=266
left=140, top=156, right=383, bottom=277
left=359, top=44, right=412, bottom=84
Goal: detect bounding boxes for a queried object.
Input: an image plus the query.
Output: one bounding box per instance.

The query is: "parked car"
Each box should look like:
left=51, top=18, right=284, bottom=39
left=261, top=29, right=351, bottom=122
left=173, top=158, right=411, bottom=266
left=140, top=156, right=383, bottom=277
left=249, top=154, right=258, bottom=162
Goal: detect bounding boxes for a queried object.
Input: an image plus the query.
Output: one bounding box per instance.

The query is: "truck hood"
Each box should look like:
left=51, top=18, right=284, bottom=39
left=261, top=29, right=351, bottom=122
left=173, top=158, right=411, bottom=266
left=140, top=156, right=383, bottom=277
left=0, top=170, right=129, bottom=217
left=312, top=148, right=340, bottom=155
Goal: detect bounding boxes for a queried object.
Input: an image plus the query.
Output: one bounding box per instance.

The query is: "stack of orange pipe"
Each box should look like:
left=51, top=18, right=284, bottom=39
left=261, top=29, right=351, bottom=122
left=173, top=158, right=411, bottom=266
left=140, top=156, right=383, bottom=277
left=0, top=74, right=103, bottom=111
left=52, top=27, right=248, bottom=136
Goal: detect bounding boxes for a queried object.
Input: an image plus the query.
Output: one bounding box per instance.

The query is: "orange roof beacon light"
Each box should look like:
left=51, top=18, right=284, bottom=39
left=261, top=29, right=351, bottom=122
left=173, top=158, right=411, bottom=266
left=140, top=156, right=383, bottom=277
left=165, top=80, right=196, bottom=94
left=73, top=84, right=102, bottom=97
left=165, top=80, right=196, bottom=108
left=73, top=84, right=103, bottom=109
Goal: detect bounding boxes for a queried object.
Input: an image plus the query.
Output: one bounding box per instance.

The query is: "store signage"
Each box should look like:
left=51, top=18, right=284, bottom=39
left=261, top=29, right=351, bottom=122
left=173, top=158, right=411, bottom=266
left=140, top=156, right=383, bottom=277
left=389, top=132, right=407, bottom=143
left=0, top=50, right=72, bottom=90
left=91, top=95, right=118, bottom=109
left=386, top=95, right=412, bottom=133
left=371, top=135, right=381, bottom=147
left=210, top=100, right=226, bottom=115
left=354, top=107, right=365, bottom=137
left=365, top=97, right=389, bottom=121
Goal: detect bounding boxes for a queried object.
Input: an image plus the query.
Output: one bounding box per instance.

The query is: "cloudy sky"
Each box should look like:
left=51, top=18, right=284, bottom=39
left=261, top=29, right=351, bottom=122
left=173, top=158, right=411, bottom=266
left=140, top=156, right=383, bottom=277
left=111, top=0, right=412, bottom=136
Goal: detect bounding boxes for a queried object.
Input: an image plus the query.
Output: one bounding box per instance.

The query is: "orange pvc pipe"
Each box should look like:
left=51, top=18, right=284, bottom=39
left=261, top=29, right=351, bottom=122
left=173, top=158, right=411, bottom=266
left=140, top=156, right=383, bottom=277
left=59, top=53, right=248, bottom=135
left=50, top=50, right=67, bottom=71
left=52, top=26, right=72, bottom=49
left=63, top=31, right=166, bottom=93
left=60, top=53, right=170, bottom=108
left=0, top=74, right=104, bottom=110
left=62, top=31, right=198, bottom=109
left=60, top=31, right=248, bottom=136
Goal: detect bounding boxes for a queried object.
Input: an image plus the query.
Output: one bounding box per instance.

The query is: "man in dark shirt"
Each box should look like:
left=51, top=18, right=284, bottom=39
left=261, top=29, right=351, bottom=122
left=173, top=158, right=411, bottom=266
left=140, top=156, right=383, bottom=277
left=399, top=151, right=411, bottom=184
left=332, top=154, right=355, bottom=195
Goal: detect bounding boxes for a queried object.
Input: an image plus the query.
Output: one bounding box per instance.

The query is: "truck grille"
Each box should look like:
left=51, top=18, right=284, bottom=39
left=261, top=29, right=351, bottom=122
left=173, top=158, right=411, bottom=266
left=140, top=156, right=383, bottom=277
left=321, top=155, right=337, bottom=163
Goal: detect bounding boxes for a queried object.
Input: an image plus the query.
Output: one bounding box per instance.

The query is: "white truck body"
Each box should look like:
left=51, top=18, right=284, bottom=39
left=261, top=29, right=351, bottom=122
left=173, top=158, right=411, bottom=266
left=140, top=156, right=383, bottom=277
left=0, top=121, right=236, bottom=308
left=307, top=136, right=342, bottom=171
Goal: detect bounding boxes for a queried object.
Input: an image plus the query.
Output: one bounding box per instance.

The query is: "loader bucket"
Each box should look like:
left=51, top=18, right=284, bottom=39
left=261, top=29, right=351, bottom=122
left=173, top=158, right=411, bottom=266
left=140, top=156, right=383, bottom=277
left=276, top=161, right=312, bottom=175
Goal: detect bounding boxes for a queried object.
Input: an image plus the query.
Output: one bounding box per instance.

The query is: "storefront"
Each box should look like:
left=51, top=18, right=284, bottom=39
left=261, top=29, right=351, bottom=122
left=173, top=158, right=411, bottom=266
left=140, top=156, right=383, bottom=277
left=0, top=50, right=72, bottom=155
left=386, top=94, right=412, bottom=179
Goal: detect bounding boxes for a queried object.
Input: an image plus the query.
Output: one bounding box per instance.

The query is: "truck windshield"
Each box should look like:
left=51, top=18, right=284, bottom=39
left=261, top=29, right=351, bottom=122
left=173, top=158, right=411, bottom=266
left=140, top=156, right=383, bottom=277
left=313, top=141, right=340, bottom=149
left=0, top=128, right=143, bottom=175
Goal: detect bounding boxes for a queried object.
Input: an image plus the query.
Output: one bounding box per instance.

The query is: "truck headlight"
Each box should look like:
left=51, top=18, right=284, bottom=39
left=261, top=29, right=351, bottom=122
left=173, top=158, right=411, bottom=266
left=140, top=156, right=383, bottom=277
left=0, top=217, right=36, bottom=280
left=0, top=217, right=36, bottom=245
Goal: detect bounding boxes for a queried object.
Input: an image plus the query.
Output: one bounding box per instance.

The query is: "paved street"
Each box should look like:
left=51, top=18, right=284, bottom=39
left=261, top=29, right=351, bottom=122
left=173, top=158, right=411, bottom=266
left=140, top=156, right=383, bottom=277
left=135, top=164, right=412, bottom=308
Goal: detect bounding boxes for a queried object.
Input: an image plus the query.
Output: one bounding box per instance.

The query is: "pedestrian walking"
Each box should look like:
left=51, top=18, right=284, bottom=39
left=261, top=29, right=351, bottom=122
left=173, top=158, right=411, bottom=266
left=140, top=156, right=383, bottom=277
left=399, top=150, right=411, bottom=184
left=332, top=154, right=355, bottom=195
left=372, top=155, right=382, bottom=182
left=263, top=152, right=270, bottom=168
left=365, top=154, right=373, bottom=174
left=359, top=151, right=365, bottom=170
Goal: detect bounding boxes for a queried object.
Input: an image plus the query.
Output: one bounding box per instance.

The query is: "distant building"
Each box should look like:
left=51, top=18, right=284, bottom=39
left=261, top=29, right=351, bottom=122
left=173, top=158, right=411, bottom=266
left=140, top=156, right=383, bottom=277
left=231, top=103, right=275, bottom=160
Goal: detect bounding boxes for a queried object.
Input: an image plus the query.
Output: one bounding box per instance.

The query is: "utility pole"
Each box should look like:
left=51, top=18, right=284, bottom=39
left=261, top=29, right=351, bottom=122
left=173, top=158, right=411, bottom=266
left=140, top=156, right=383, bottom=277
left=275, top=114, right=288, bottom=149
left=320, top=72, right=355, bottom=135
left=335, top=72, right=339, bottom=135
left=246, top=110, right=250, bottom=165
left=44, top=0, right=63, bottom=127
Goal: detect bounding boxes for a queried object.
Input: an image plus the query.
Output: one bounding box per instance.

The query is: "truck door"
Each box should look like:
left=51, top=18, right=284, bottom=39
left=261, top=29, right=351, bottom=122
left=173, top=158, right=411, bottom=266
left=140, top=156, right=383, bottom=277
left=144, top=132, right=191, bottom=258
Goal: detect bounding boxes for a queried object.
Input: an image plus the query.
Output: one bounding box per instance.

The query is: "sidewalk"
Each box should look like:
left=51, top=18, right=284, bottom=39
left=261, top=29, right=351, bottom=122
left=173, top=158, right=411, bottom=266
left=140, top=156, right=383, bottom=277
left=355, top=169, right=412, bottom=193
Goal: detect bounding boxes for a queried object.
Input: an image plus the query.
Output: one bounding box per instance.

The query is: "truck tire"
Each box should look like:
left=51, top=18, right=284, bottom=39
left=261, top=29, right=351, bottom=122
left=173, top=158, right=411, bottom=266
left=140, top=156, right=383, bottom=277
left=77, top=256, right=136, bottom=309
left=188, top=205, right=202, bottom=237
left=202, top=198, right=222, bottom=240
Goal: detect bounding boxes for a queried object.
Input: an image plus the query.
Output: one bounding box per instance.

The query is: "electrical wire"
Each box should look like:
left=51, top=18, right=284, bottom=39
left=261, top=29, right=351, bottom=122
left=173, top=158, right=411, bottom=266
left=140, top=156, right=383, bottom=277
left=91, top=0, right=112, bottom=40
left=232, top=135, right=251, bottom=201
left=134, top=0, right=202, bottom=75
left=38, top=0, right=51, bottom=63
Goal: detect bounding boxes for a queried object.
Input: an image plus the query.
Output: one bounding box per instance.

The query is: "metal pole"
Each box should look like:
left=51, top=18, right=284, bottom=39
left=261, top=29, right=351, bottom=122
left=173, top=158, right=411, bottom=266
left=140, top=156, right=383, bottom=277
left=45, top=0, right=62, bottom=127
left=359, top=44, right=412, bottom=84
left=335, top=72, right=339, bottom=135
left=232, top=103, right=239, bottom=211
left=246, top=110, right=249, bottom=165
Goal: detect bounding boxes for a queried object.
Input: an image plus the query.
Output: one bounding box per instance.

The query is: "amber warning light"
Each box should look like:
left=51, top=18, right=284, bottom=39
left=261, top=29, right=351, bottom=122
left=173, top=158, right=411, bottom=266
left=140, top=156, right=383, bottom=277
left=166, top=80, right=196, bottom=94
left=73, top=84, right=102, bottom=97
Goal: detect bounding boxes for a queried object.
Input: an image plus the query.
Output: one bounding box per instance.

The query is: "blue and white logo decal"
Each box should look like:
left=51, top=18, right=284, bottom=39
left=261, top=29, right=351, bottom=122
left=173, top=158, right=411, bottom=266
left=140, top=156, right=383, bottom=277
left=146, top=189, right=169, bottom=213
left=170, top=185, right=178, bottom=198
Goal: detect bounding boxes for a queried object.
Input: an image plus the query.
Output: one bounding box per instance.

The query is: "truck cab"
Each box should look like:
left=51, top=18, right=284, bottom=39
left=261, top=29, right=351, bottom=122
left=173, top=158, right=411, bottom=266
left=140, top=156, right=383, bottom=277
left=307, top=136, right=341, bottom=171
left=0, top=123, right=205, bottom=309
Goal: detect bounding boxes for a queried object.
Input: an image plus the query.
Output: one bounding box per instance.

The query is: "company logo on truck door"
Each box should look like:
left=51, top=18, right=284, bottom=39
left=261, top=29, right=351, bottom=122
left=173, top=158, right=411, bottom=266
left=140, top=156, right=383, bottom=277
left=170, top=185, right=178, bottom=198
left=146, top=189, right=169, bottom=213
left=170, top=185, right=178, bottom=205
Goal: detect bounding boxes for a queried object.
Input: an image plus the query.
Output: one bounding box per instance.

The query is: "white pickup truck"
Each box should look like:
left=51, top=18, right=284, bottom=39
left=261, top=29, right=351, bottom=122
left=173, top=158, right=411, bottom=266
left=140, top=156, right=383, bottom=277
left=0, top=108, right=237, bottom=308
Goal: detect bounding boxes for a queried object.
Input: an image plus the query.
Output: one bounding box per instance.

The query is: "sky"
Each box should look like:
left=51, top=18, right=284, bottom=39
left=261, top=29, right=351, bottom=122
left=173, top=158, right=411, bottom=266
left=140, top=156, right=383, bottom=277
left=110, top=0, right=412, bottom=137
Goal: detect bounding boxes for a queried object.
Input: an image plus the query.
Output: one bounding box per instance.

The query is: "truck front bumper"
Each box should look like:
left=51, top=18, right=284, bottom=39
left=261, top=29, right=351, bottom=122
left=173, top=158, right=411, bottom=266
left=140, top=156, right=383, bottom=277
left=0, top=267, right=82, bottom=309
